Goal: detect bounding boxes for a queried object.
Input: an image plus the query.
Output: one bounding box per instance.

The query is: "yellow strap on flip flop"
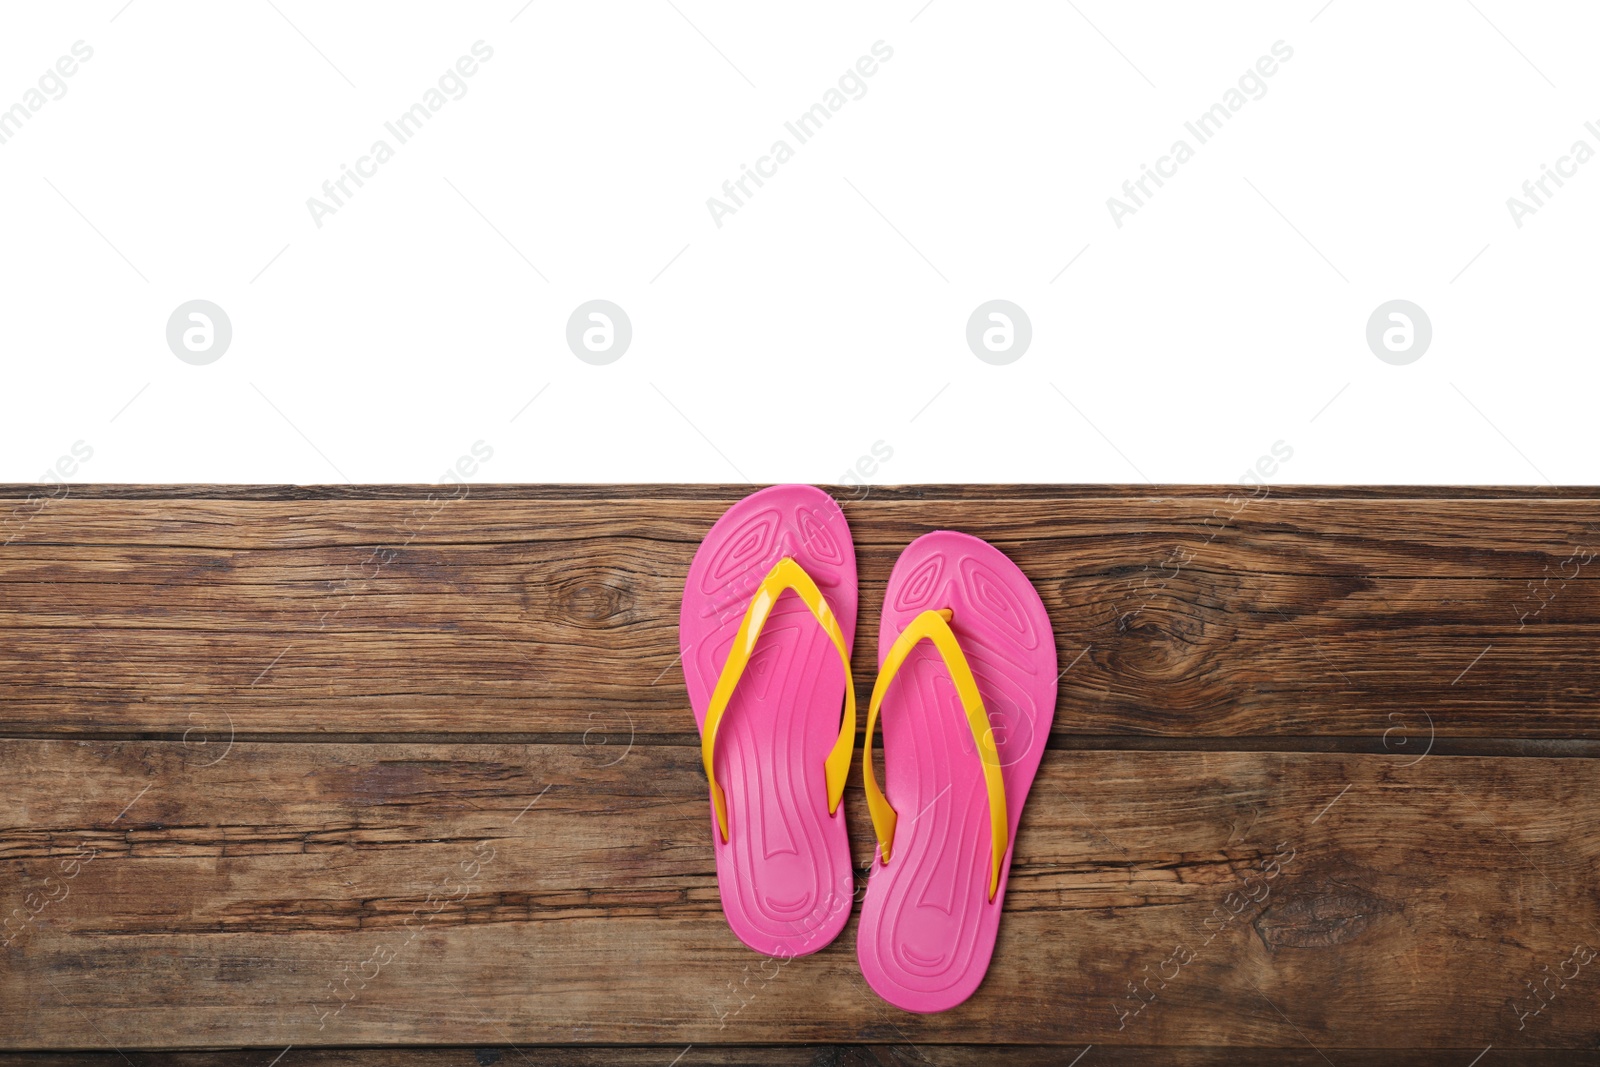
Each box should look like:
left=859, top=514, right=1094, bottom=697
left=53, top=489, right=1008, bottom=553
left=862, top=608, right=1008, bottom=902
left=701, top=557, right=856, bottom=844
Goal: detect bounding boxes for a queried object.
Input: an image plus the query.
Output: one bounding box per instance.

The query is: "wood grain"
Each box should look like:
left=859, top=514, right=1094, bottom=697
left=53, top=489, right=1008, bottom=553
left=3, top=1052, right=1598, bottom=1067
left=4, top=487, right=1600, bottom=740
left=5, top=485, right=1599, bottom=1057
left=3, top=738, right=1596, bottom=1050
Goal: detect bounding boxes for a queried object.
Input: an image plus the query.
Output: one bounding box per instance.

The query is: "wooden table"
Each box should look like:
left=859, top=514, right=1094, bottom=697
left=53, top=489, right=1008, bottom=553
left=3, top=485, right=1598, bottom=1065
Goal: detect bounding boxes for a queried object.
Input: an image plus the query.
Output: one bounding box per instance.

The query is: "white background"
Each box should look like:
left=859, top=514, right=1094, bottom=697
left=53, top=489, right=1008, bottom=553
left=1, top=1, right=1595, bottom=488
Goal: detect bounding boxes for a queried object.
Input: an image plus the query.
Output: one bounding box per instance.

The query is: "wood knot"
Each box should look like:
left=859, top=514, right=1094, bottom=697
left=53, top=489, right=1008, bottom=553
left=550, top=569, right=634, bottom=629
left=1255, top=880, right=1391, bottom=950
left=1106, top=593, right=1228, bottom=685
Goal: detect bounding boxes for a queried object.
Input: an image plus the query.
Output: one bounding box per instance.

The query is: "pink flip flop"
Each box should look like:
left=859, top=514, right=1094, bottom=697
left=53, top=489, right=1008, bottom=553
left=857, top=530, right=1057, bottom=1012
left=680, top=485, right=858, bottom=956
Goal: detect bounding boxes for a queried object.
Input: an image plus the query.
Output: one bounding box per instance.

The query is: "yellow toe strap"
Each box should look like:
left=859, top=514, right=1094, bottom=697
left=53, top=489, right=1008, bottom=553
left=863, top=608, right=1008, bottom=901
left=701, top=557, right=856, bottom=844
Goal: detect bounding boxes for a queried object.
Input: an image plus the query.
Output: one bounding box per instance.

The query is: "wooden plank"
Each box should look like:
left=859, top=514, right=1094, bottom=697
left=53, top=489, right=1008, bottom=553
left=3, top=739, right=1596, bottom=1050
left=2, top=1051, right=1597, bottom=1067
left=4, top=487, right=1600, bottom=740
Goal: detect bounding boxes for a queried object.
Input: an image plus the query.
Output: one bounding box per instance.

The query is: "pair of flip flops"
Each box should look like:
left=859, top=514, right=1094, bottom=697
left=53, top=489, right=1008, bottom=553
left=680, top=485, right=1057, bottom=1013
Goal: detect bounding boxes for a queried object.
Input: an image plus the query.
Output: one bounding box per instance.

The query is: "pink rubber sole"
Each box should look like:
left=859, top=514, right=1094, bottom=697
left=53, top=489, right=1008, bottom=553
left=680, top=485, right=858, bottom=956
left=857, top=530, right=1057, bottom=1012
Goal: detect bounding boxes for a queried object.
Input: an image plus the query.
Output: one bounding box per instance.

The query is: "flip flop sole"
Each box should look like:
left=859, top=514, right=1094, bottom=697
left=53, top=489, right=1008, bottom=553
left=858, top=530, right=1057, bottom=1012
left=680, top=485, right=858, bottom=956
